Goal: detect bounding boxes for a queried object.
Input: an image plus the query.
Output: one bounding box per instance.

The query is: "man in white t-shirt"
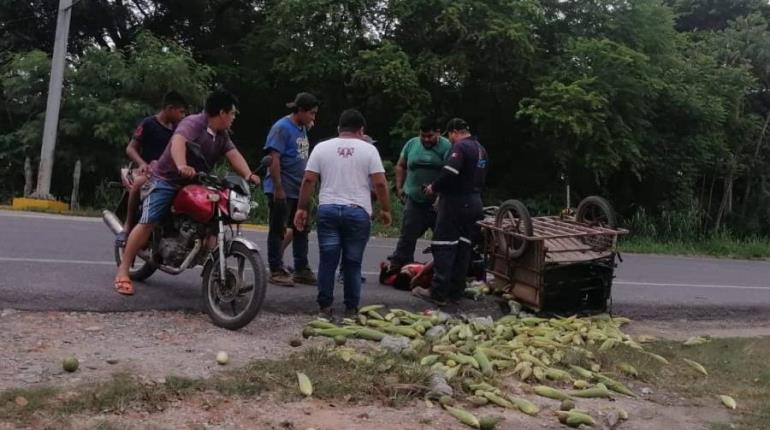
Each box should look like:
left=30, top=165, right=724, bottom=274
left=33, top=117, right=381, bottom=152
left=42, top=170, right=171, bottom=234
left=294, top=109, right=392, bottom=319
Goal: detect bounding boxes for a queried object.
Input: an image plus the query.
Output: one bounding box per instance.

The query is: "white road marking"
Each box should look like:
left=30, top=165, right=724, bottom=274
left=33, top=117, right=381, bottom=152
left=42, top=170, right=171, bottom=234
left=614, top=280, right=770, bottom=291
left=3, top=257, right=767, bottom=292
left=0, top=211, right=102, bottom=222
left=0, top=211, right=406, bottom=249
left=0, top=257, right=114, bottom=265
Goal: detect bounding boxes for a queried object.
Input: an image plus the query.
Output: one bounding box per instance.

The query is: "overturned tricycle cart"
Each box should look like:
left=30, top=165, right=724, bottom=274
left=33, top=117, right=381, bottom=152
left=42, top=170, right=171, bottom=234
left=478, top=196, right=628, bottom=314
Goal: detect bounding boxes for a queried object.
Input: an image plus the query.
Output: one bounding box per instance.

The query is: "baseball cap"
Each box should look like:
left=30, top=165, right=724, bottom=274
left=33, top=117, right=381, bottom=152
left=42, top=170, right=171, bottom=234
left=286, top=92, right=320, bottom=110
left=444, top=117, right=469, bottom=134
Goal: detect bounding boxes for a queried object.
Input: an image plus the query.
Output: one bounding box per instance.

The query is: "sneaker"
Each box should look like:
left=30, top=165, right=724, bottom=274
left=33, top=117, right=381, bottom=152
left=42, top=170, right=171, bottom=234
left=293, top=267, right=318, bottom=285
left=318, top=306, right=334, bottom=322
left=270, top=268, right=294, bottom=287
left=411, top=286, right=447, bottom=306
left=343, top=307, right=359, bottom=320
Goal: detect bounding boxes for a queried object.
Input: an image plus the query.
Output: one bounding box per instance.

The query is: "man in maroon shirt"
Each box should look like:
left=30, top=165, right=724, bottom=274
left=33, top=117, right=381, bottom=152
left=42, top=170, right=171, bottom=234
left=113, top=89, right=260, bottom=296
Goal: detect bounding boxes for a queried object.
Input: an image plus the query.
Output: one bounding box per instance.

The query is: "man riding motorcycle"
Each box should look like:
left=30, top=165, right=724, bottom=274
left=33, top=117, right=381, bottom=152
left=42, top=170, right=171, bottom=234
left=113, top=89, right=259, bottom=296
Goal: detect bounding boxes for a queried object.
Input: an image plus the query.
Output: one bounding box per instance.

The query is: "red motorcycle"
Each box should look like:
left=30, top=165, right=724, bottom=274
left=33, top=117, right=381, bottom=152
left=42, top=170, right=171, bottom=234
left=102, top=167, right=267, bottom=330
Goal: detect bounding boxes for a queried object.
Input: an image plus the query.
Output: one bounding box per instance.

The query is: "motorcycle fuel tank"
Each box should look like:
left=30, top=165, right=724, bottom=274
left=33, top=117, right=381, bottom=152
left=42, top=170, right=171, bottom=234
left=172, top=184, right=227, bottom=223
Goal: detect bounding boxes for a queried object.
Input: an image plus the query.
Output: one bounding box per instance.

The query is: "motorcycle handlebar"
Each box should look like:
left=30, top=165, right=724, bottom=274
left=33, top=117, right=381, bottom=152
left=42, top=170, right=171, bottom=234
left=195, top=171, right=259, bottom=191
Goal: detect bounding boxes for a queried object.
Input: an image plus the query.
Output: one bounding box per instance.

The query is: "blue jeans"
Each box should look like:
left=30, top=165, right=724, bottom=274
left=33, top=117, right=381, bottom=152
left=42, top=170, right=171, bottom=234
left=266, top=195, right=309, bottom=272
left=316, top=204, right=371, bottom=310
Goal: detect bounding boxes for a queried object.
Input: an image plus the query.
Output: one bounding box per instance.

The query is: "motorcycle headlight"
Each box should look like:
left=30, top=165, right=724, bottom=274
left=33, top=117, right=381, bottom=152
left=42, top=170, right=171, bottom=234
left=229, top=191, right=251, bottom=222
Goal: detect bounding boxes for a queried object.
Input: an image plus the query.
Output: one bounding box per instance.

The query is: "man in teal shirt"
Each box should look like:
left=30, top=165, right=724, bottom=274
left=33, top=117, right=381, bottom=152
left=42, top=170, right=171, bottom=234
left=386, top=118, right=451, bottom=273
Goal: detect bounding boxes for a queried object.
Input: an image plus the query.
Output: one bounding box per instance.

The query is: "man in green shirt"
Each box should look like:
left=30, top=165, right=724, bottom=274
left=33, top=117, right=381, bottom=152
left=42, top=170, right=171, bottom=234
left=386, top=118, right=451, bottom=273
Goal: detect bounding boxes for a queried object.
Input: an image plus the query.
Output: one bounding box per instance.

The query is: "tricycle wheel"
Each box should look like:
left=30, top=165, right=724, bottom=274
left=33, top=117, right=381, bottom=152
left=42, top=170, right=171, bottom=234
left=576, top=196, right=617, bottom=250
left=576, top=196, right=617, bottom=228
left=495, top=199, right=533, bottom=258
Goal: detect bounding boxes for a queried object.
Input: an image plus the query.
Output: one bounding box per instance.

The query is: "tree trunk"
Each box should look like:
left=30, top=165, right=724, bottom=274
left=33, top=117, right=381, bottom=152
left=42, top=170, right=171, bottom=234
left=753, top=110, right=770, bottom=160
left=70, top=159, right=81, bottom=210
left=705, top=173, right=716, bottom=229
left=24, top=157, right=34, bottom=196
left=741, top=111, right=770, bottom=216
left=741, top=178, right=751, bottom=216
left=713, top=167, right=735, bottom=233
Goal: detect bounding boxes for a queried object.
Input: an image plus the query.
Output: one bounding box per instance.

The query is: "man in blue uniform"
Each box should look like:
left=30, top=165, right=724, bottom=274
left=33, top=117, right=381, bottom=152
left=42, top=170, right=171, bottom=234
left=412, top=118, right=488, bottom=306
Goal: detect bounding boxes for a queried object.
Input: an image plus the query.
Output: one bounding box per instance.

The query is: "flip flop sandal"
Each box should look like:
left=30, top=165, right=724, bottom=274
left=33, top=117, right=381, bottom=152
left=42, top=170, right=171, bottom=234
left=113, top=278, right=134, bottom=296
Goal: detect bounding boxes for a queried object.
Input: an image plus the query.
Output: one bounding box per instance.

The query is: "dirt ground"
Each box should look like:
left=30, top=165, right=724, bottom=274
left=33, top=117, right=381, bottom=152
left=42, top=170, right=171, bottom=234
left=1, top=309, right=757, bottom=429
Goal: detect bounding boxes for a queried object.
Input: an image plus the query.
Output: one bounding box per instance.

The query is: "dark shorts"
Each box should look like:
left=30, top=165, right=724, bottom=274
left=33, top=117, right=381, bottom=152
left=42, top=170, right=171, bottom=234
left=139, top=178, right=178, bottom=224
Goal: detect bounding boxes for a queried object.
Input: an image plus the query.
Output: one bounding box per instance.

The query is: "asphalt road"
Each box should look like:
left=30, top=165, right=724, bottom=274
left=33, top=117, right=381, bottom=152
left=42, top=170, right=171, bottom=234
left=2, top=210, right=770, bottom=320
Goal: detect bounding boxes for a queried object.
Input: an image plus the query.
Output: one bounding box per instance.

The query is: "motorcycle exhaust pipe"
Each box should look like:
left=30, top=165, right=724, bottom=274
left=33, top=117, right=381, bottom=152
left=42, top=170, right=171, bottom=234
left=102, top=210, right=124, bottom=235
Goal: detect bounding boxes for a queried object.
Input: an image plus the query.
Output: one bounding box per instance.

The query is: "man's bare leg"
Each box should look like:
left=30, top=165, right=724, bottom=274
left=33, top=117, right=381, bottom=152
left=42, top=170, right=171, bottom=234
left=121, top=175, right=148, bottom=241
left=114, top=223, right=155, bottom=294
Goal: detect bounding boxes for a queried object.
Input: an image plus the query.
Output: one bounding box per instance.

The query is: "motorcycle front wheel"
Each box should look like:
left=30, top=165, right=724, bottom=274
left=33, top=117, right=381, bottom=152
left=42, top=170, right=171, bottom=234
left=202, top=241, right=267, bottom=330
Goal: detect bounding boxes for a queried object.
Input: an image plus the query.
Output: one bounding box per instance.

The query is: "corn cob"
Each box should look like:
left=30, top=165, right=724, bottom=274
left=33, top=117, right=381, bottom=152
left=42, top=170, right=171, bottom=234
left=569, top=365, right=593, bottom=379
left=473, top=350, right=493, bottom=375
left=381, top=325, right=420, bottom=338
left=307, top=320, right=337, bottom=329
left=359, top=304, right=385, bottom=314
left=508, top=396, right=540, bottom=416
left=297, top=372, right=312, bottom=397
left=466, top=381, right=500, bottom=394
left=479, top=391, right=515, bottom=409
left=315, top=327, right=356, bottom=338
left=683, top=336, right=710, bottom=346
left=617, top=362, right=639, bottom=377
left=353, top=327, right=386, bottom=341
left=573, top=379, right=590, bottom=389
left=533, top=366, right=546, bottom=382
left=570, top=384, right=611, bottom=398
left=599, top=338, right=617, bottom=351
left=366, top=310, right=385, bottom=320
left=445, top=352, right=480, bottom=369
left=594, top=374, right=636, bottom=397
left=467, top=395, right=489, bottom=407
left=534, top=385, right=572, bottom=400
left=545, top=367, right=572, bottom=382
left=444, top=405, right=481, bottom=429
left=556, top=410, right=595, bottom=427
left=683, top=358, right=708, bottom=376
left=617, top=407, right=629, bottom=420
left=719, top=394, right=736, bottom=409
left=421, top=354, right=440, bottom=366
left=645, top=352, right=670, bottom=365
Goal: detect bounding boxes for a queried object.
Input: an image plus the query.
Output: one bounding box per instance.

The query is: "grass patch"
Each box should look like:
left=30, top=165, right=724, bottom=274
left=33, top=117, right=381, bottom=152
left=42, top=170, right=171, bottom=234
left=0, top=348, right=429, bottom=425
left=218, top=347, right=430, bottom=405
left=57, top=373, right=177, bottom=416
left=597, top=337, right=770, bottom=430
left=621, top=235, right=770, bottom=259
left=0, top=386, right=58, bottom=421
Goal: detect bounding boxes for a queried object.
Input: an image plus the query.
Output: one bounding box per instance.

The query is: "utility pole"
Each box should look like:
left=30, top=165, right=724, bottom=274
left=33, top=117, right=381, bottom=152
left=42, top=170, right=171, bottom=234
left=31, top=0, right=74, bottom=200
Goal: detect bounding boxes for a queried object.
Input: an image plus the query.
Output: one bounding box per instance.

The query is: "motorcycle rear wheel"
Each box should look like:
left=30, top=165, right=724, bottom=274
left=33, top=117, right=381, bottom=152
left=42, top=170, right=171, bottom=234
left=202, top=242, right=267, bottom=330
left=114, top=243, right=157, bottom=281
